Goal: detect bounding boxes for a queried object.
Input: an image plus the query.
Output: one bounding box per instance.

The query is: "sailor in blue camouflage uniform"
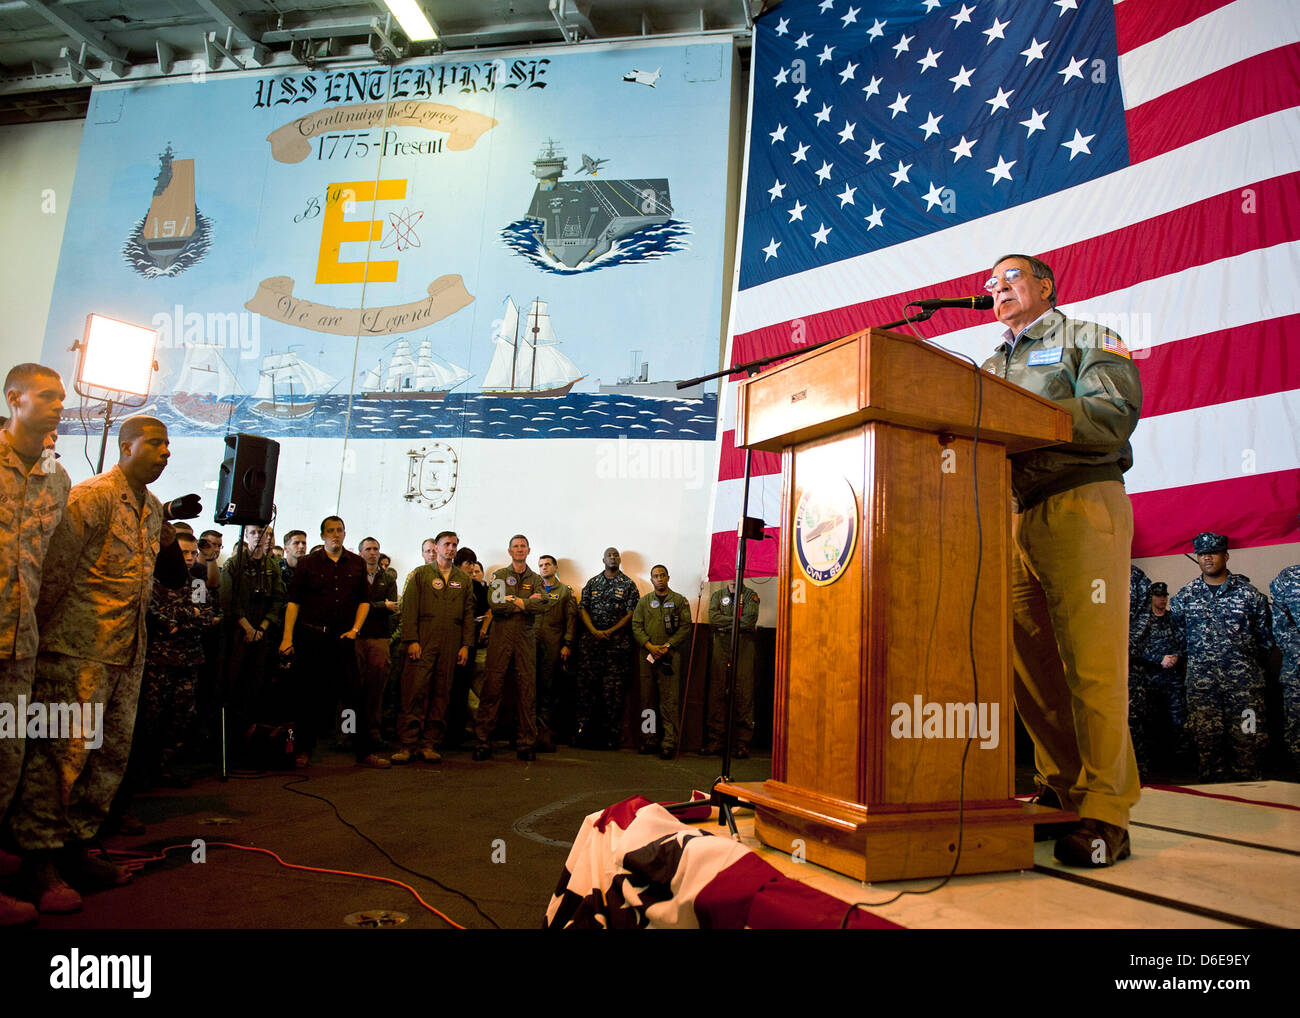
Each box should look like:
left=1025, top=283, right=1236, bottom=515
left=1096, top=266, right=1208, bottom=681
left=1127, top=565, right=1153, bottom=772
left=1168, top=532, right=1275, bottom=781
left=574, top=548, right=639, bottom=749
left=1130, top=581, right=1189, bottom=776
left=1270, top=547, right=1300, bottom=774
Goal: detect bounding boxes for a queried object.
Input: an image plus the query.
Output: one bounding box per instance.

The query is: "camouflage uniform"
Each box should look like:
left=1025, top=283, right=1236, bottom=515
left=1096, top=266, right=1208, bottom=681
left=219, top=548, right=286, bottom=725
left=474, top=565, right=549, bottom=752
left=138, top=575, right=220, bottom=782
left=1269, top=564, right=1300, bottom=771
left=1127, top=566, right=1152, bottom=771
left=11, top=465, right=162, bottom=851
left=575, top=571, right=640, bottom=749
left=398, top=564, right=474, bottom=752
left=535, top=576, right=577, bottom=745
left=1130, top=606, right=1189, bottom=773
left=0, top=434, right=70, bottom=823
left=1169, top=572, right=1275, bottom=781
left=631, top=588, right=693, bottom=752
left=707, top=584, right=760, bottom=753
left=982, top=309, right=1142, bottom=829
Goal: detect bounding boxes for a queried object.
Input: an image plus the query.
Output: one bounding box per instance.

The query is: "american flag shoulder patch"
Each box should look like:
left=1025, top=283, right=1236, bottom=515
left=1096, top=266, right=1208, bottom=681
left=1100, top=333, right=1132, bottom=360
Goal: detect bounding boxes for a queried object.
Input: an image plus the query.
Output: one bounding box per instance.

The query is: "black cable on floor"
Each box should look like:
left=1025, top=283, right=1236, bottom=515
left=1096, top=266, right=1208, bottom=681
left=279, top=775, right=502, bottom=929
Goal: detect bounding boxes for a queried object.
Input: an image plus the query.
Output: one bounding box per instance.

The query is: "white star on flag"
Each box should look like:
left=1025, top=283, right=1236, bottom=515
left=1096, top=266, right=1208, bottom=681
left=838, top=61, right=858, bottom=83
left=769, top=123, right=787, bottom=143
left=814, top=103, right=833, bottom=124
left=773, top=66, right=790, bottom=86
left=787, top=199, right=807, bottom=222
left=795, top=32, right=812, bottom=49
left=862, top=75, right=882, bottom=99
left=986, top=87, right=1014, bottom=114
left=864, top=203, right=884, bottom=229
left=919, top=112, right=943, bottom=139
left=841, top=6, right=859, bottom=27
left=1020, top=108, right=1049, bottom=137
left=1054, top=0, right=1078, bottom=14
left=949, top=65, right=974, bottom=92
left=815, top=161, right=834, bottom=183
left=818, top=45, right=835, bottom=65
left=950, top=4, right=974, bottom=28
left=1058, top=57, right=1086, bottom=84
left=774, top=17, right=789, bottom=35
left=892, top=34, right=913, bottom=59
left=837, top=183, right=857, bottom=207
left=790, top=141, right=809, bottom=163
left=917, top=48, right=942, bottom=72
left=1020, top=38, right=1048, bottom=66
left=837, top=121, right=856, bottom=144
left=888, top=92, right=911, bottom=118
left=811, top=222, right=832, bottom=246
left=768, top=179, right=786, bottom=201
left=763, top=238, right=781, bottom=260
left=987, top=155, right=1016, bottom=184
left=1061, top=128, right=1095, bottom=160
left=866, top=18, right=886, bottom=41
left=793, top=86, right=811, bottom=107
left=983, top=18, right=1009, bottom=44
left=818, top=0, right=834, bottom=12
left=864, top=138, right=883, bottom=162
left=889, top=160, right=912, bottom=187
left=950, top=136, right=976, bottom=162
left=922, top=182, right=945, bottom=211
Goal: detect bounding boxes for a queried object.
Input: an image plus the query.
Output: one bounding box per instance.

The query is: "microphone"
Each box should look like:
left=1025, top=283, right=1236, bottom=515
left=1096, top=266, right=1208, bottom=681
left=909, top=295, right=995, bottom=311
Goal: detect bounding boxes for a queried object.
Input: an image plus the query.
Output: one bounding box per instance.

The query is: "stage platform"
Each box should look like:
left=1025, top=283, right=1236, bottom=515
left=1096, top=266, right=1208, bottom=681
left=691, top=781, right=1299, bottom=929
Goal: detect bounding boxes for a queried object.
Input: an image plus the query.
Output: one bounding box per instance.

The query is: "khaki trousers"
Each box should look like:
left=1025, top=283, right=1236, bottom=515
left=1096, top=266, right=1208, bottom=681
left=1011, top=481, right=1140, bottom=828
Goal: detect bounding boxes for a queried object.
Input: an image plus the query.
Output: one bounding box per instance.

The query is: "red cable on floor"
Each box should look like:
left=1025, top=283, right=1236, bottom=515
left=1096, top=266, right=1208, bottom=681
left=104, top=842, right=467, bottom=928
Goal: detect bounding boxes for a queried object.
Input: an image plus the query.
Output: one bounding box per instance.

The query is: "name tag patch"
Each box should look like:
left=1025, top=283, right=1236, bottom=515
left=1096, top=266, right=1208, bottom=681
left=1027, top=348, right=1063, bottom=366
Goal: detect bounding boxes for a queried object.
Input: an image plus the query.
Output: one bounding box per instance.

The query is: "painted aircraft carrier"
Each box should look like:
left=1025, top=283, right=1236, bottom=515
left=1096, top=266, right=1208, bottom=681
left=526, top=141, right=672, bottom=268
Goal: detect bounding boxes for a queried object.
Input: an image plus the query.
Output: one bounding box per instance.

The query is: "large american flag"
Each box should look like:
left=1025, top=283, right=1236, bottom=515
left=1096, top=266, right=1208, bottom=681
left=707, top=0, right=1300, bottom=578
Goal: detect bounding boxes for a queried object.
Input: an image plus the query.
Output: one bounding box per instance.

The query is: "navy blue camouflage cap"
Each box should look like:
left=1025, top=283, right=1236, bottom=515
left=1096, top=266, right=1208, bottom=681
left=1149, top=581, right=1168, bottom=596
left=1192, top=532, right=1228, bottom=554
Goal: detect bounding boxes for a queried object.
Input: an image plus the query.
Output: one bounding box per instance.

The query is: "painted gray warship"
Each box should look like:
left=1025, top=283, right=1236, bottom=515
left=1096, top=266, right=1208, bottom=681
left=526, top=141, right=672, bottom=268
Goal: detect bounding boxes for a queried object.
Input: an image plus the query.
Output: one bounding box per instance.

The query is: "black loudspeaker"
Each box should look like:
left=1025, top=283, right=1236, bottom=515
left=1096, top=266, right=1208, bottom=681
left=214, top=433, right=280, bottom=525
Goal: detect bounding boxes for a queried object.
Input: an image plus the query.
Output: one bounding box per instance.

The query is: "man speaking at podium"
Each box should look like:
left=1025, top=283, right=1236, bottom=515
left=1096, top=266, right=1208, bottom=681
left=980, top=254, right=1142, bottom=867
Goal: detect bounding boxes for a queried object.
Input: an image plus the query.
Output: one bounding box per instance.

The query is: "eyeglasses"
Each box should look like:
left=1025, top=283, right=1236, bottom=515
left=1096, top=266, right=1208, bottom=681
left=983, top=267, right=1025, bottom=292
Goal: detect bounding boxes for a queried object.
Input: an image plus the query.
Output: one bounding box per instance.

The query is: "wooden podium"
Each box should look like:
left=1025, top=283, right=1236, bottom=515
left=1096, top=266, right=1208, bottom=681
left=715, top=328, right=1074, bottom=882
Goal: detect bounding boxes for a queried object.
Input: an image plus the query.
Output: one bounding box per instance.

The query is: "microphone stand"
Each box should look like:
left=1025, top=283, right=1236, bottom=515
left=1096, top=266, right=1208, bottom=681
left=660, top=310, right=935, bottom=835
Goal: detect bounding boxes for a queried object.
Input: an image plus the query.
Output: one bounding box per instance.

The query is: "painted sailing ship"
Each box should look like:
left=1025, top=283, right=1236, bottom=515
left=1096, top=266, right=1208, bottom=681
left=143, top=144, right=198, bottom=269
left=169, top=341, right=241, bottom=427
left=360, top=338, right=471, bottom=400
left=526, top=141, right=672, bottom=268
left=251, top=352, right=338, bottom=419
left=481, top=297, right=583, bottom=397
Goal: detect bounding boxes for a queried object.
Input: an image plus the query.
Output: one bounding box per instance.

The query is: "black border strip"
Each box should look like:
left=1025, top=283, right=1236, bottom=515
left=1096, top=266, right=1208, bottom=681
left=1032, top=865, right=1283, bottom=929
left=1130, top=821, right=1300, bottom=858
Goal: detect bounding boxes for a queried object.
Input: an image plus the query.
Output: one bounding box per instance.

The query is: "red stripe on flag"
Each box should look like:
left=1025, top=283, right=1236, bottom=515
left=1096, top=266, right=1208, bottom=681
left=717, top=428, right=783, bottom=482
left=1130, top=470, right=1300, bottom=557
left=1125, top=44, right=1300, bottom=164
left=732, top=172, right=1300, bottom=369
left=1138, top=316, right=1300, bottom=419
left=709, top=527, right=782, bottom=581
left=1113, top=0, right=1240, bottom=54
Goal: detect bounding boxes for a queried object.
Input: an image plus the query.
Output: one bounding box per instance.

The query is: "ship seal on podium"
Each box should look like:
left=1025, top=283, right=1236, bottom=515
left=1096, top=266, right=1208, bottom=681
left=793, top=478, right=858, bottom=586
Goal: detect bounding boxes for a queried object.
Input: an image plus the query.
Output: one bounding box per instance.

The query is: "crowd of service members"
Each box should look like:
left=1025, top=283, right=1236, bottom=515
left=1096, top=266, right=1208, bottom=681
left=1127, top=532, right=1300, bottom=784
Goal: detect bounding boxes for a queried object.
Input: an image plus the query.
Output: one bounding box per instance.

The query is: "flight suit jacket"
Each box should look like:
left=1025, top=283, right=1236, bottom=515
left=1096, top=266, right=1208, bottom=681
left=0, top=433, right=71, bottom=660
left=400, top=564, right=475, bottom=650
left=37, top=464, right=163, bottom=667
left=535, top=579, right=578, bottom=647
left=487, top=564, right=550, bottom=630
left=632, top=589, right=692, bottom=653
left=981, top=309, right=1142, bottom=511
left=708, top=585, right=759, bottom=638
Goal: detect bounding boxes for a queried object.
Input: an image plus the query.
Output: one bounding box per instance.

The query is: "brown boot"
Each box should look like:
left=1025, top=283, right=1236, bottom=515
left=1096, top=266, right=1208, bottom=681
left=28, top=859, right=82, bottom=914
left=0, top=891, right=37, bottom=926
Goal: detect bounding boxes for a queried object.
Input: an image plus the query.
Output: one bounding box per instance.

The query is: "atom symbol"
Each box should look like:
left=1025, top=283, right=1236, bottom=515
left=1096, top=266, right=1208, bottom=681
left=381, top=207, right=423, bottom=251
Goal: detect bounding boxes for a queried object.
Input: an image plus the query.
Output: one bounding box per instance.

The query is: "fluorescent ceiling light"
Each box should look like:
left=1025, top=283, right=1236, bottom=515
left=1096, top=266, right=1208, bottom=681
left=384, top=0, right=439, bottom=41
